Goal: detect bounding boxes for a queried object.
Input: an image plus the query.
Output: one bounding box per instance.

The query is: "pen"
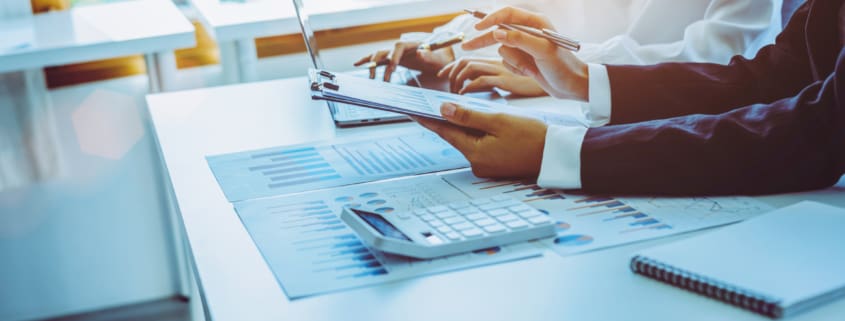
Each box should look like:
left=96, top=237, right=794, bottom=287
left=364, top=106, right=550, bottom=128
left=463, top=9, right=580, bottom=52
left=418, top=33, right=465, bottom=51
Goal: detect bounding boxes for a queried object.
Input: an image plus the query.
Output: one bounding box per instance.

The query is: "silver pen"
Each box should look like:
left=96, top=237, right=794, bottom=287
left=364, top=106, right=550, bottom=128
left=464, top=9, right=580, bottom=52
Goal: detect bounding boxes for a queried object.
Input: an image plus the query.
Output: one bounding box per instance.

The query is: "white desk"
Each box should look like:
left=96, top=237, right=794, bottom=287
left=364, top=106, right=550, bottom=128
left=147, top=77, right=845, bottom=321
left=0, top=0, right=195, bottom=92
left=188, top=0, right=484, bottom=83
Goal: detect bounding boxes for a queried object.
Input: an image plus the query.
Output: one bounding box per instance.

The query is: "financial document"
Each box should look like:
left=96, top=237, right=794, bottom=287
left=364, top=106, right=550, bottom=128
left=316, top=71, right=587, bottom=127
left=230, top=168, right=774, bottom=299
left=441, top=170, right=774, bottom=257
left=235, top=175, right=542, bottom=299
left=207, top=130, right=469, bottom=202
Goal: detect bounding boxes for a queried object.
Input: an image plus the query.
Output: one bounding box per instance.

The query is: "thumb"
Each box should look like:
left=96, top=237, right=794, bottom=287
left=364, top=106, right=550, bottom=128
left=440, top=103, right=502, bottom=134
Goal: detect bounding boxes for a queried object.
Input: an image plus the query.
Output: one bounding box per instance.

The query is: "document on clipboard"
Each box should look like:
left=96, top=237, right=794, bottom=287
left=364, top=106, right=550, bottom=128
left=309, top=69, right=587, bottom=127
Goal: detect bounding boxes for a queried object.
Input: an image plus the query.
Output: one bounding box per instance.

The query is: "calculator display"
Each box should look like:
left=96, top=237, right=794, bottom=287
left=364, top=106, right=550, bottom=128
left=352, top=208, right=413, bottom=242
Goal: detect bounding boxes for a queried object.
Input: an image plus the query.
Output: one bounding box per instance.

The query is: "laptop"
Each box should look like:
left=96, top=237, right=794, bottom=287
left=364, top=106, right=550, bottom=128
left=293, top=0, right=448, bottom=127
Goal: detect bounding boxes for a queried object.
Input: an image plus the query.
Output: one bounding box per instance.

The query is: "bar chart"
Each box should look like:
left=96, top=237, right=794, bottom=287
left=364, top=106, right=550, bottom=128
left=233, top=175, right=541, bottom=299
left=207, top=130, right=469, bottom=202
left=441, top=170, right=774, bottom=257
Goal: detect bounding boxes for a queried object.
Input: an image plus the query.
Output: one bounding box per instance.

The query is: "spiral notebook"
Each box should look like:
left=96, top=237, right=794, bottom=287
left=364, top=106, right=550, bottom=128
left=631, top=201, right=845, bottom=319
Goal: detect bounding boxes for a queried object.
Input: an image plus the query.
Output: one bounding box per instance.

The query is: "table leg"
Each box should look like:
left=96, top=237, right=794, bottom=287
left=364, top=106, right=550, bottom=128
left=218, top=39, right=258, bottom=84
left=145, top=53, right=162, bottom=93
left=235, top=38, right=258, bottom=82
left=21, top=69, right=62, bottom=179
left=218, top=40, right=242, bottom=84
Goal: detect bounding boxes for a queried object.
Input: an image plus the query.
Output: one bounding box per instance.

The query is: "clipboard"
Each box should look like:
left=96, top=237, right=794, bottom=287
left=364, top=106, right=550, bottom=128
left=308, top=68, right=588, bottom=127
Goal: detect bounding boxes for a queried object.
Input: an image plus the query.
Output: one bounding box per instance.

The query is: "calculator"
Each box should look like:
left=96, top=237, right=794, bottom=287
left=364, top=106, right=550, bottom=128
left=340, top=196, right=555, bottom=259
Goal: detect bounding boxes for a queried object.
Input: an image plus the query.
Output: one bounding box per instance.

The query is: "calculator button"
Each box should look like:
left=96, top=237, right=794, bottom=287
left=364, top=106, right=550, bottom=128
left=443, top=217, right=466, bottom=225
left=435, top=211, right=458, bottom=219
left=413, top=209, right=428, bottom=216
left=487, top=209, right=509, bottom=217
left=427, top=205, right=449, bottom=213
left=457, top=208, right=477, bottom=215
left=437, top=226, right=453, bottom=234
left=474, top=218, right=497, bottom=226
left=429, top=220, right=445, bottom=228
left=500, top=200, right=522, bottom=207
left=497, top=214, right=520, bottom=222
left=448, top=201, right=471, bottom=210
left=470, top=198, right=491, bottom=206
left=483, top=224, right=506, bottom=234
left=505, top=220, right=529, bottom=229
left=425, top=234, right=444, bottom=245
left=445, top=232, right=462, bottom=240
left=492, top=195, right=512, bottom=202
left=464, top=213, right=486, bottom=221
left=479, top=203, right=506, bottom=211
left=451, top=222, right=475, bottom=231
left=419, top=214, right=436, bottom=222
left=461, top=228, right=484, bottom=238
left=508, top=205, right=533, bottom=213
left=518, top=211, right=541, bottom=219
left=528, top=216, right=551, bottom=225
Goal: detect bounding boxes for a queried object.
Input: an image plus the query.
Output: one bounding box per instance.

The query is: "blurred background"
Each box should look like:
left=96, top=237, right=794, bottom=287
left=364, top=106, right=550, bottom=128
left=0, top=1, right=479, bottom=320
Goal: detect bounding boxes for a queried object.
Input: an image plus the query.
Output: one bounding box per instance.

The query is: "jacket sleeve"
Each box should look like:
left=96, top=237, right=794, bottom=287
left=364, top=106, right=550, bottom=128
left=580, top=48, right=845, bottom=195
left=605, top=2, right=813, bottom=125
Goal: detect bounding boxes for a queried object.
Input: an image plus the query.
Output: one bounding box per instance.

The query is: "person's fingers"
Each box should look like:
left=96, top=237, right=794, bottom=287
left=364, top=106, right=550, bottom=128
left=461, top=30, right=498, bottom=51
left=366, top=51, right=390, bottom=79
left=437, top=60, right=457, bottom=78
left=473, top=6, right=552, bottom=31
left=493, top=29, right=557, bottom=61
left=453, top=61, right=500, bottom=92
left=447, top=59, right=474, bottom=93
left=385, top=42, right=410, bottom=82
left=414, top=117, right=480, bottom=155
left=353, top=54, right=373, bottom=66
left=498, top=46, right=539, bottom=77
left=459, top=76, right=502, bottom=94
left=440, top=102, right=504, bottom=134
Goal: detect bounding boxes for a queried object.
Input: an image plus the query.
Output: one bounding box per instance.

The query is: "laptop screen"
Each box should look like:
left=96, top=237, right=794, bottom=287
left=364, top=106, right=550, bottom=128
left=292, top=0, right=324, bottom=69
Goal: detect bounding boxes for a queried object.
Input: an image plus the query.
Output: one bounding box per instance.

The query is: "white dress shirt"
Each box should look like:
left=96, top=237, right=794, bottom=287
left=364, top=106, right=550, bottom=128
left=537, top=64, right=610, bottom=189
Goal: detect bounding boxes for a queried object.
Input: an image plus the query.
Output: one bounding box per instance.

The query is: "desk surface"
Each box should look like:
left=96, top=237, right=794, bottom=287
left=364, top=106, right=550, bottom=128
left=147, top=76, right=845, bottom=321
left=188, top=0, right=483, bottom=41
left=0, top=0, right=194, bottom=73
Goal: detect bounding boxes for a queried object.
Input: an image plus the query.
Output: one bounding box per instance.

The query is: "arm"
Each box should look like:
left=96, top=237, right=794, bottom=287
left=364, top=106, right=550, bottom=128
left=577, top=0, right=781, bottom=65
left=606, top=2, right=812, bottom=124
left=580, top=48, right=845, bottom=195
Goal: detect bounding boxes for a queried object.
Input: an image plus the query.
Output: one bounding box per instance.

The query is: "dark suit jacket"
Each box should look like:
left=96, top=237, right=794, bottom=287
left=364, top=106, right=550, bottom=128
left=580, top=0, right=845, bottom=195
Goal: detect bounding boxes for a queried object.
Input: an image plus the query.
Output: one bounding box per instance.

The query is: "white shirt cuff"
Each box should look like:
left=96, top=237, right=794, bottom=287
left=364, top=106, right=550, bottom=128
left=536, top=125, right=588, bottom=189
left=581, top=63, right=612, bottom=127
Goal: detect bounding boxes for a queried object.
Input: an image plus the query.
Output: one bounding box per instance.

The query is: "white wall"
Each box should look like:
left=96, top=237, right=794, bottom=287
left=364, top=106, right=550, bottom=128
left=0, top=75, right=178, bottom=321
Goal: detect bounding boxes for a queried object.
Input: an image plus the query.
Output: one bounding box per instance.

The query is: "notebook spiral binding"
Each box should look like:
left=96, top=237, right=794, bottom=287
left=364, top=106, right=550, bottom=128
left=630, top=255, right=783, bottom=319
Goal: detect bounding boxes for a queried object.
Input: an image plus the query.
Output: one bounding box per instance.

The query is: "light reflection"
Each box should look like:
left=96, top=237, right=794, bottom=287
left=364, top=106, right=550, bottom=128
left=71, top=89, right=144, bottom=160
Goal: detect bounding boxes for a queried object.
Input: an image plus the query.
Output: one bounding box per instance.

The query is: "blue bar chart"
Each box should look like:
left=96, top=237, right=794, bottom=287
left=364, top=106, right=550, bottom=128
left=234, top=175, right=541, bottom=299
left=207, top=131, right=469, bottom=202
left=441, top=170, right=774, bottom=257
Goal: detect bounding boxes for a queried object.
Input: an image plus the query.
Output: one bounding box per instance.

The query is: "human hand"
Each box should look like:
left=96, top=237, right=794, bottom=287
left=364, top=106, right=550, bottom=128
left=461, top=6, right=589, bottom=101
left=414, top=103, right=548, bottom=178
left=438, top=57, right=548, bottom=96
left=353, top=41, right=455, bottom=82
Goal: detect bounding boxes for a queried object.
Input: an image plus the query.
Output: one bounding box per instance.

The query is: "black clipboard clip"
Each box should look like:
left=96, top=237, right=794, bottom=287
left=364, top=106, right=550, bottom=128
left=309, top=69, right=340, bottom=91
